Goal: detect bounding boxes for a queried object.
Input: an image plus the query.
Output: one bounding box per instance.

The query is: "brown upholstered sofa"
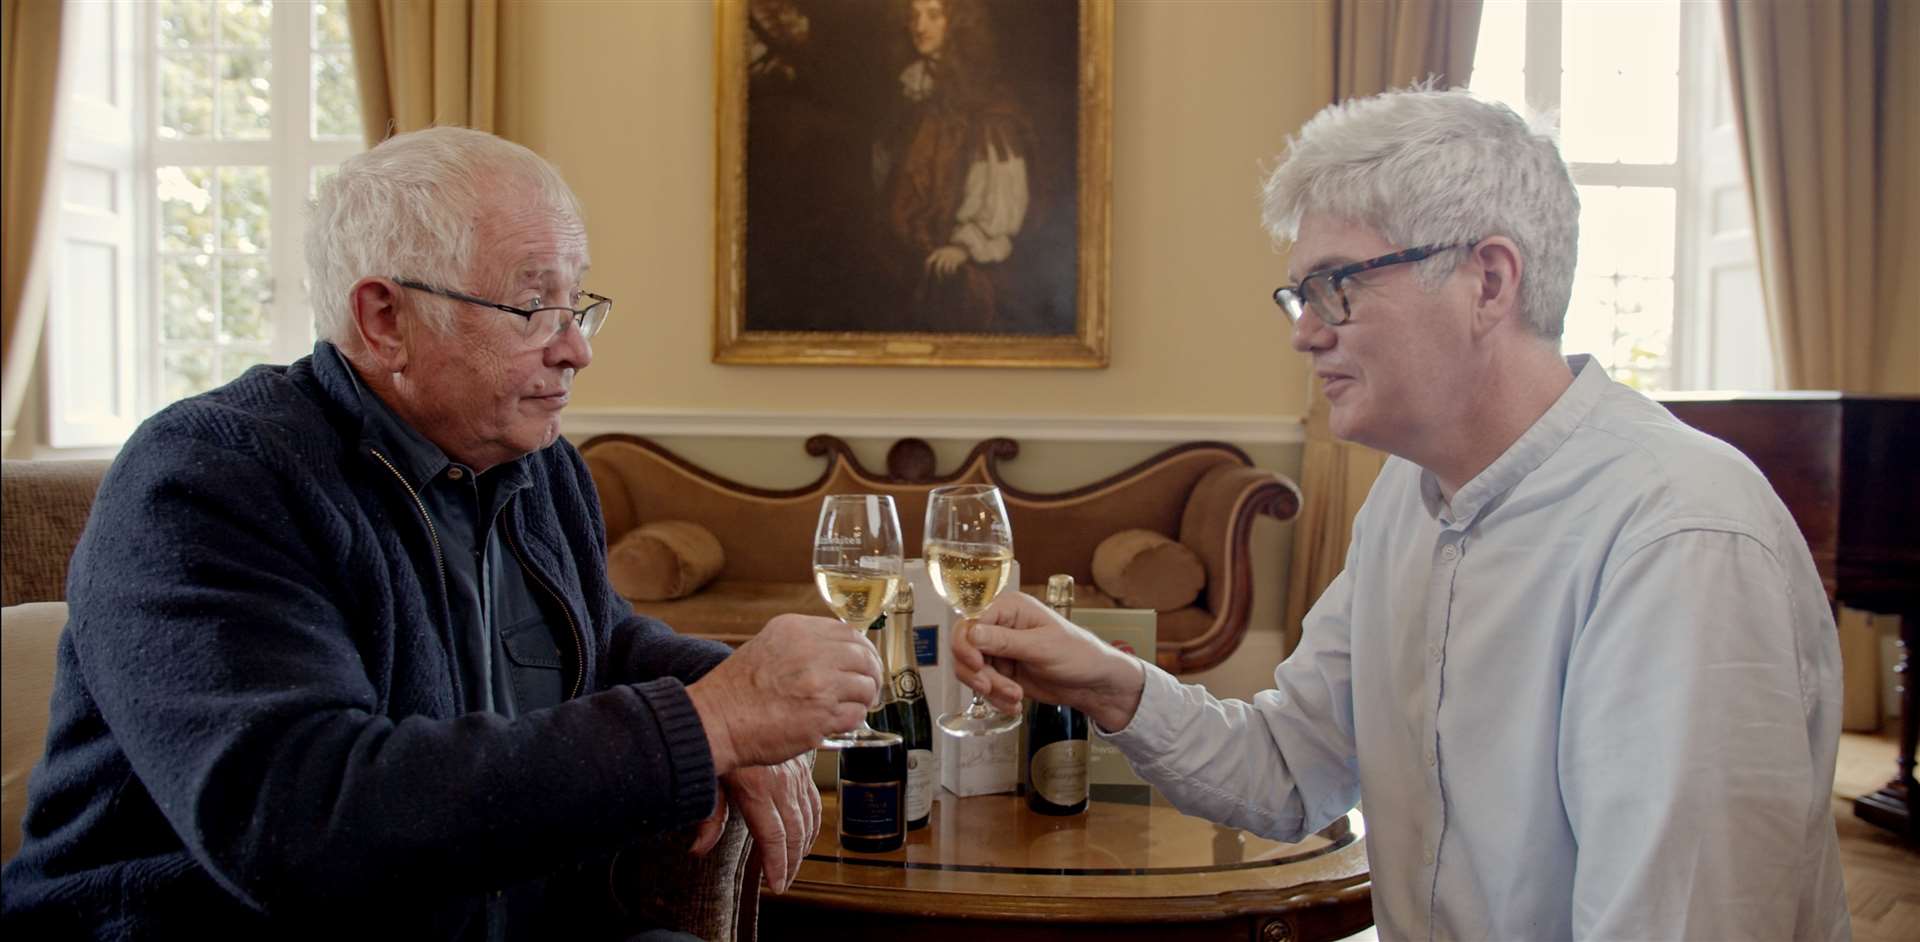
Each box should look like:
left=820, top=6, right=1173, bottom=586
left=0, top=459, right=762, bottom=940
left=581, top=435, right=1302, bottom=673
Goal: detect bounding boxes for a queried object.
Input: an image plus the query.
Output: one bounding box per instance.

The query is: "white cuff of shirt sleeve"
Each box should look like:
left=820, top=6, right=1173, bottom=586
left=1091, top=660, right=1185, bottom=757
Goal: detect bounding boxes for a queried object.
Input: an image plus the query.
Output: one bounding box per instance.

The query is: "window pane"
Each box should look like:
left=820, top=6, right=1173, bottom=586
left=313, top=0, right=352, bottom=47
left=220, top=257, right=273, bottom=342
left=160, top=53, right=214, bottom=140
left=216, top=51, right=271, bottom=140
left=1564, top=185, right=1678, bottom=390
left=310, top=165, right=338, bottom=199
left=1469, top=1, right=1530, bottom=117
left=158, top=166, right=215, bottom=253
left=162, top=348, right=217, bottom=402
left=217, top=166, right=269, bottom=252
left=312, top=51, right=362, bottom=139
left=1575, top=184, right=1675, bottom=278
left=221, top=349, right=270, bottom=384
left=161, top=254, right=217, bottom=341
left=160, top=0, right=214, bottom=48
left=1561, top=0, right=1679, bottom=163
left=218, top=0, right=271, bottom=48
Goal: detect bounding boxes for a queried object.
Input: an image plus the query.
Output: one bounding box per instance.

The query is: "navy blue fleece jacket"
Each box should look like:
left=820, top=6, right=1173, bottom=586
left=0, top=344, right=732, bottom=937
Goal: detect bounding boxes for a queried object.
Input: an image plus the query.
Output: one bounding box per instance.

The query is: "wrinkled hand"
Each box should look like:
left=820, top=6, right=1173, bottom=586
left=688, top=613, right=884, bottom=773
left=951, top=591, right=1146, bottom=732
left=925, top=245, right=969, bottom=277
left=690, top=757, right=820, bottom=894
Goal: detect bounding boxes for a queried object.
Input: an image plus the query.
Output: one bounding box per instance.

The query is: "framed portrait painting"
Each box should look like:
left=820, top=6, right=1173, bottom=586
left=713, top=0, right=1112, bottom=367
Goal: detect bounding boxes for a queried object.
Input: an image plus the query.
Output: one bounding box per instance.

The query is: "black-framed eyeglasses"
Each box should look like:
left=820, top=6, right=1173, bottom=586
left=1272, top=242, right=1474, bottom=326
left=392, top=278, right=612, bottom=343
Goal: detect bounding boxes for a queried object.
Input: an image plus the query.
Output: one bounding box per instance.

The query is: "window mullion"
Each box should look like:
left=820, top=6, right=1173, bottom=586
left=270, top=0, right=311, bottom=362
left=1525, top=0, right=1564, bottom=113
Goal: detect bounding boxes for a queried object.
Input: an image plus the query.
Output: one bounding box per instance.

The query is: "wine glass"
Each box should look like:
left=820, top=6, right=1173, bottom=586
left=924, top=484, right=1021, bottom=737
left=813, top=494, right=905, bottom=749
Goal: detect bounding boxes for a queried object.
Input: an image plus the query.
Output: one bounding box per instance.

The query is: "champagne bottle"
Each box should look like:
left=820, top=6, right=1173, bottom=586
left=1025, top=574, right=1089, bottom=816
left=838, top=618, right=906, bottom=852
left=878, top=582, right=934, bottom=829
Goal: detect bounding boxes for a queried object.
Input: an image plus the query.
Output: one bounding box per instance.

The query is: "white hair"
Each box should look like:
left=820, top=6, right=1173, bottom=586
left=305, top=126, right=585, bottom=343
left=1261, top=86, right=1579, bottom=339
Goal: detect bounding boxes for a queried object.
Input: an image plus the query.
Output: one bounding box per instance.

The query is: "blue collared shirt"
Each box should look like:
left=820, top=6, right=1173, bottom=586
left=333, top=344, right=567, bottom=717
left=1104, top=356, right=1850, bottom=940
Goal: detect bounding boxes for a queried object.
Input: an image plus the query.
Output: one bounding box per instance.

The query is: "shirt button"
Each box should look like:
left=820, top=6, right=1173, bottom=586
left=1440, top=544, right=1458, bottom=561
left=447, top=467, right=464, bottom=480
left=1429, top=643, right=1442, bottom=660
left=1424, top=849, right=1436, bottom=866
left=1426, top=749, right=1437, bottom=766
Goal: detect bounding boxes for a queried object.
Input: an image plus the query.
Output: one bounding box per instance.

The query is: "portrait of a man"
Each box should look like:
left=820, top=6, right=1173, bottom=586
left=717, top=0, right=1107, bottom=365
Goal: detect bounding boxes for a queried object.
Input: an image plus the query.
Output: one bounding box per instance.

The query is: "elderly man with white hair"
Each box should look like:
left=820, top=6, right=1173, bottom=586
left=952, top=88, right=1852, bottom=941
left=1, top=127, right=881, bottom=939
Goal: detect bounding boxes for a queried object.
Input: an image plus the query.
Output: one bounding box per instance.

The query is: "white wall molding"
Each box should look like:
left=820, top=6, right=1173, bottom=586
left=561, top=409, right=1308, bottom=445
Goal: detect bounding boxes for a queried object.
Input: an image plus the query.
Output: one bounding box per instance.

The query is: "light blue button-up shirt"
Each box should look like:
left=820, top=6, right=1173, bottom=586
left=1104, top=356, right=1850, bottom=940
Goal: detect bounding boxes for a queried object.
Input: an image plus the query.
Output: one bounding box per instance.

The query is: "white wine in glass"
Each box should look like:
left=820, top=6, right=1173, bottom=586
left=813, top=494, right=905, bottom=749
left=924, top=484, right=1021, bottom=737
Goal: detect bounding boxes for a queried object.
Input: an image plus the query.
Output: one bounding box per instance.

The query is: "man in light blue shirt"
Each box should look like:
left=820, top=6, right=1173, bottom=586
left=952, top=88, right=1850, bottom=941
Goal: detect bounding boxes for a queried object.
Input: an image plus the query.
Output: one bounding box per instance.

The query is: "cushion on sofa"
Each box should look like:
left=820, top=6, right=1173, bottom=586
left=1090, top=529, right=1206, bottom=612
left=3, top=602, right=67, bottom=864
left=609, top=521, right=726, bottom=602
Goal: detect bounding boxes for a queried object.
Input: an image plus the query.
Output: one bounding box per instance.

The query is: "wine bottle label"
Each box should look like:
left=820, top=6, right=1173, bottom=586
left=905, top=749, right=933, bottom=821
left=839, top=780, right=904, bottom=841
left=1030, top=740, right=1088, bottom=806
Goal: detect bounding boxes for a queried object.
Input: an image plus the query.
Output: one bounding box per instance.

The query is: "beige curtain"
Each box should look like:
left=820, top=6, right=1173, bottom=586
left=1, top=0, right=65, bottom=450
left=1721, top=0, right=1920, bottom=393
left=347, top=0, right=499, bottom=144
left=1282, top=0, right=1482, bottom=649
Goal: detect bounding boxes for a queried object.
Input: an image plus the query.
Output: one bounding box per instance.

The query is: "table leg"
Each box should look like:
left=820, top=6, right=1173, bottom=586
left=1852, top=609, right=1917, bottom=844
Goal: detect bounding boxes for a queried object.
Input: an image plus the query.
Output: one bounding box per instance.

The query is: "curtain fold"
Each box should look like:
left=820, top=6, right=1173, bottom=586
left=1282, top=0, right=1481, bottom=650
left=347, top=0, right=500, bottom=144
left=1721, top=0, right=1918, bottom=393
left=1, top=0, right=66, bottom=452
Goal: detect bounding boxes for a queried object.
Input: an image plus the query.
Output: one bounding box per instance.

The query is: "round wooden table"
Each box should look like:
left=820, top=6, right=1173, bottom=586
left=761, top=788, right=1371, bottom=941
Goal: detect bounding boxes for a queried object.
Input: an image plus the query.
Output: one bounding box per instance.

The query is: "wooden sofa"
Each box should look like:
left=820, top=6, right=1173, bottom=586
left=0, top=459, right=762, bottom=940
left=580, top=435, right=1302, bottom=673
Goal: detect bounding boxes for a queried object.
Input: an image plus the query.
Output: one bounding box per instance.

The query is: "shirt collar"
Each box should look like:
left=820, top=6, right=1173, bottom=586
left=1419, top=354, right=1608, bottom=528
left=326, top=342, right=452, bottom=487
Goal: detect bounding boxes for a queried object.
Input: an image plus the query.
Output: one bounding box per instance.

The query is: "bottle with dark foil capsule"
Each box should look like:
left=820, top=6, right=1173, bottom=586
left=838, top=618, right=907, bottom=852
left=1025, top=574, right=1090, bottom=816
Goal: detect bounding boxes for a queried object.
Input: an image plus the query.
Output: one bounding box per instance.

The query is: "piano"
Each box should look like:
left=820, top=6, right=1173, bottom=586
left=1659, top=392, right=1919, bottom=844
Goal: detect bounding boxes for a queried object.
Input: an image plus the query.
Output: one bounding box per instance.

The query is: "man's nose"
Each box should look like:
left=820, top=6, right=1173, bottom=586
left=1291, top=312, right=1333, bottom=354
left=547, top=319, right=593, bottom=370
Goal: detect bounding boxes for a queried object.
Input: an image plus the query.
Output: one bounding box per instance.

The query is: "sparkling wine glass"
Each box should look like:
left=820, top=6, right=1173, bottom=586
left=813, top=494, right=905, bottom=749
left=924, top=484, right=1021, bottom=737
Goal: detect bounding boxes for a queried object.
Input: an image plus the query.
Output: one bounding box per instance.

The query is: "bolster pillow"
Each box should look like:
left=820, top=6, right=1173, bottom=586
left=1090, top=529, right=1205, bottom=612
left=608, top=521, right=726, bottom=601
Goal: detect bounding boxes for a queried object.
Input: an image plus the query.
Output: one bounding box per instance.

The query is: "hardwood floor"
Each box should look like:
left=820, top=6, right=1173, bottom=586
left=1832, top=731, right=1920, bottom=942
left=1337, top=731, right=1917, bottom=941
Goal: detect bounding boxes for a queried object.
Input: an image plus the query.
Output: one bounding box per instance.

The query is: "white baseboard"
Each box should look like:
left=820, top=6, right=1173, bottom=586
left=560, top=409, right=1308, bottom=445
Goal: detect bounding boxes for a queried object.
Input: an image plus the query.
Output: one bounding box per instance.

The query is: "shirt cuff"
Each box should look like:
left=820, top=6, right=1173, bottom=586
left=1092, top=661, right=1186, bottom=761
left=631, top=676, right=718, bottom=824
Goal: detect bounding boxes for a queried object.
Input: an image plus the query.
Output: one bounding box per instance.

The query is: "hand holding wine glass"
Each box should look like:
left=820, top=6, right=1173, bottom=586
left=924, top=484, right=1021, bottom=737
left=812, top=494, right=905, bottom=749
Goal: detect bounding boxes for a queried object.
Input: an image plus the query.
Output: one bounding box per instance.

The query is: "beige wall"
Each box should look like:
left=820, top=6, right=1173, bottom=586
left=498, top=0, right=1328, bottom=421
left=497, top=0, right=1336, bottom=698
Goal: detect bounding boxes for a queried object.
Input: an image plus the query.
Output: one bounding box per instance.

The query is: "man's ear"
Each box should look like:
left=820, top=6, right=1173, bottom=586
left=1468, top=236, right=1525, bottom=338
left=348, top=277, right=409, bottom=372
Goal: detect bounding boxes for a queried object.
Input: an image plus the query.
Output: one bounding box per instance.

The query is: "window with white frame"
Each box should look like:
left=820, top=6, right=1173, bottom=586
left=1470, top=0, right=1771, bottom=392
left=47, top=0, right=362, bottom=447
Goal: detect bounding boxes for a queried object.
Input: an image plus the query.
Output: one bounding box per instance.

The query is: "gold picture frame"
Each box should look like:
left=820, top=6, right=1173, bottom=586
left=713, top=0, right=1112, bottom=368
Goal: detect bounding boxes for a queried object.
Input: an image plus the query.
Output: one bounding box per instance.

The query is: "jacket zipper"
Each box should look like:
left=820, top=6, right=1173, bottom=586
left=367, top=447, right=455, bottom=643
left=502, top=514, right=586, bottom=701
